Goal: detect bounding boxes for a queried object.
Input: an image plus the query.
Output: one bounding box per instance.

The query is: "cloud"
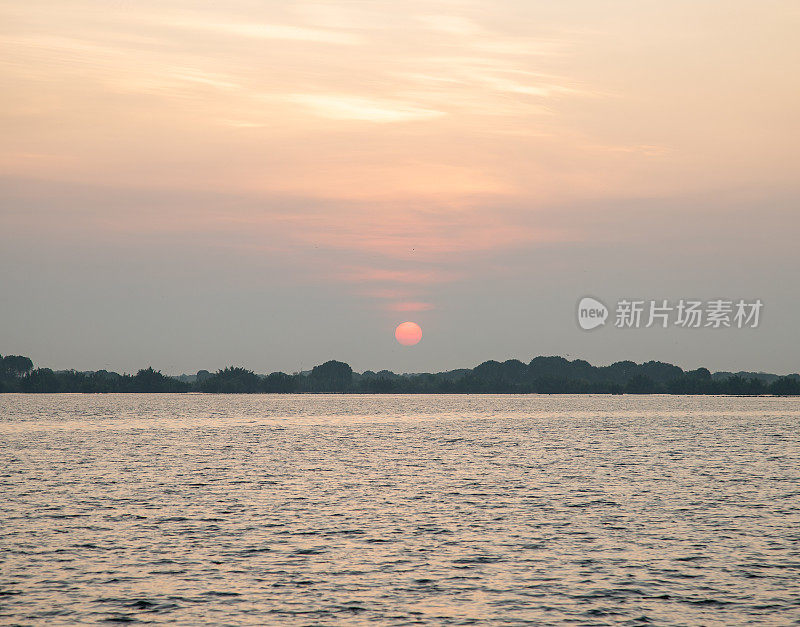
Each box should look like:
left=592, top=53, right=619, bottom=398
left=417, top=15, right=481, bottom=36
left=4, top=0, right=794, bottom=311
left=384, top=301, right=435, bottom=312
left=168, top=18, right=362, bottom=45
left=288, top=94, right=445, bottom=123
left=336, top=267, right=460, bottom=285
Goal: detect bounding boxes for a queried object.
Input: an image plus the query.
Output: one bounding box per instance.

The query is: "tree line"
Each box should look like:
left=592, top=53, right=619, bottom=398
left=1, top=353, right=799, bottom=395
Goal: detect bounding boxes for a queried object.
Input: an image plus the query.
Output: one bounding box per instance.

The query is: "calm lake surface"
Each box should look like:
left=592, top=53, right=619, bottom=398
left=1, top=394, right=799, bottom=626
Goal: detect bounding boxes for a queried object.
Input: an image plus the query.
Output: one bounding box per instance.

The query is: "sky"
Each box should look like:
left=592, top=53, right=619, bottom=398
left=1, top=0, right=799, bottom=375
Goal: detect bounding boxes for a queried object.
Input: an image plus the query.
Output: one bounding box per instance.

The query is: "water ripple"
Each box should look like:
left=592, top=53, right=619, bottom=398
left=1, top=393, right=799, bottom=625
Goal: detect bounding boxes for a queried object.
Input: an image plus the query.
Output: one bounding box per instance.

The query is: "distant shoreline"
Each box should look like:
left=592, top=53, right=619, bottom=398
left=0, top=391, right=795, bottom=397
left=2, top=354, right=799, bottom=395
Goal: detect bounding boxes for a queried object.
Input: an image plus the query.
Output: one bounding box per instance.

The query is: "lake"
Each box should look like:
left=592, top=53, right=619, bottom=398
left=1, top=394, right=799, bottom=625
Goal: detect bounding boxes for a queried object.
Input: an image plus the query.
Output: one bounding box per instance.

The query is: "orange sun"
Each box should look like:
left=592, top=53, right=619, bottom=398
left=395, top=321, right=422, bottom=346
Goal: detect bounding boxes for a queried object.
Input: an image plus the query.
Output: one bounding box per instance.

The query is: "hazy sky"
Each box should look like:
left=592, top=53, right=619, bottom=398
left=1, top=0, right=799, bottom=375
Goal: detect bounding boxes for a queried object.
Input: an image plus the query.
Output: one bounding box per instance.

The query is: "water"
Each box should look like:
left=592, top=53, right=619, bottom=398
left=1, top=394, right=799, bottom=626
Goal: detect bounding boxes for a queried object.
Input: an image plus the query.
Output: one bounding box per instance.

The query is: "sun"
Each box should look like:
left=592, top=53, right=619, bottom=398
left=395, top=321, right=422, bottom=346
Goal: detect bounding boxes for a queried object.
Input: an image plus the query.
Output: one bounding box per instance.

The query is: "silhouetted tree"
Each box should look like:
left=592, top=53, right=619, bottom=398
left=2, top=355, right=34, bottom=378
left=625, top=374, right=658, bottom=394
left=360, top=376, right=397, bottom=393
left=308, top=360, right=353, bottom=392
left=200, top=367, right=261, bottom=393
left=640, top=361, right=684, bottom=384
left=20, top=368, right=61, bottom=392
left=132, top=367, right=189, bottom=392
left=3, top=351, right=799, bottom=396
left=769, top=376, right=800, bottom=396
left=262, top=372, right=299, bottom=393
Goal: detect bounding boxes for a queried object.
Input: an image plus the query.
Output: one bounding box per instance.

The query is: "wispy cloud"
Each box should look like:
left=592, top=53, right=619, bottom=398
left=384, top=301, right=435, bottom=312
left=4, top=0, right=793, bottom=322
left=169, top=18, right=362, bottom=45
left=288, top=94, right=445, bottom=123
left=336, top=267, right=460, bottom=285
left=417, top=15, right=481, bottom=36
